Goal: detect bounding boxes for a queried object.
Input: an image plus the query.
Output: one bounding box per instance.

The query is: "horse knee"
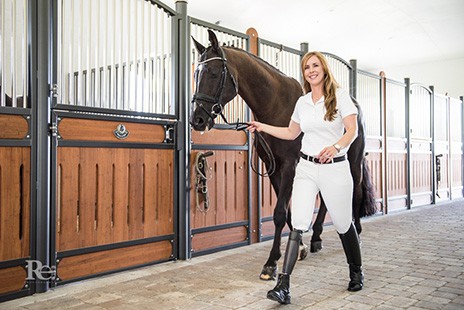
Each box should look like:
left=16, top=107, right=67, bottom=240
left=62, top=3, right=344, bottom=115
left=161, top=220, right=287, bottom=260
left=273, top=212, right=287, bottom=228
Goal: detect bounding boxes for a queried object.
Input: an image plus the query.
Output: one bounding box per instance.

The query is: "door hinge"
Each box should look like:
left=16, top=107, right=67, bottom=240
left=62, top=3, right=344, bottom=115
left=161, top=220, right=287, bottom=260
left=49, top=123, right=58, bottom=137
left=50, top=84, right=59, bottom=98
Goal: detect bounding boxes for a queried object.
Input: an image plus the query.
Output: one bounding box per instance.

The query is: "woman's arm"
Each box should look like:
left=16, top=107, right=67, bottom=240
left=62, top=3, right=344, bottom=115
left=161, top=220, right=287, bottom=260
left=317, top=114, right=358, bottom=163
left=247, top=120, right=301, bottom=141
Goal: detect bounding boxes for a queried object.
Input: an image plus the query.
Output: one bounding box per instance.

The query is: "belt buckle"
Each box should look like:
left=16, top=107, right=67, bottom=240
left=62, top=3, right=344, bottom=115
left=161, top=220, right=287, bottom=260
left=312, top=156, right=318, bottom=164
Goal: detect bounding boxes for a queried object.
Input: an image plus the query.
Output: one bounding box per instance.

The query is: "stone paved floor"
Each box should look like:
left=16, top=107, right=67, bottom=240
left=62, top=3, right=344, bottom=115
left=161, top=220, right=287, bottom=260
left=2, top=200, right=463, bottom=309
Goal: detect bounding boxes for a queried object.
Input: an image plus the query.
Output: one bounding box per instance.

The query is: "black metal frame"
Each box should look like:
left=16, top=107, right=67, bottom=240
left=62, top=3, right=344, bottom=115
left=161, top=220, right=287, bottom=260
left=45, top=0, right=182, bottom=288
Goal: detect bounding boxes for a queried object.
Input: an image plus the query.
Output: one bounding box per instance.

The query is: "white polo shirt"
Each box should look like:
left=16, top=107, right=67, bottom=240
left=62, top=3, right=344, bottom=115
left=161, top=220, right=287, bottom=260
left=291, top=88, right=357, bottom=156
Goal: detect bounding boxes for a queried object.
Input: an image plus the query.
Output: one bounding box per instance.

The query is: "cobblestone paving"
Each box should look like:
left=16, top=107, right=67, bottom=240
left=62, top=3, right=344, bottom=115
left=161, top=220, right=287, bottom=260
left=2, top=200, right=463, bottom=309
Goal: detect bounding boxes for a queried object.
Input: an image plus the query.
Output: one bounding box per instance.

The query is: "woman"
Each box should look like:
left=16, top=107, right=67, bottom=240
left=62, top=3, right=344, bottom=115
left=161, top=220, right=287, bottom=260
left=247, top=51, right=364, bottom=304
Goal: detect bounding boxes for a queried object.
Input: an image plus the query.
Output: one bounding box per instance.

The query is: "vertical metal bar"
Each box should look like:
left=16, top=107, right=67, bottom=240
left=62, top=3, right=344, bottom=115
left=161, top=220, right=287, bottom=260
left=461, top=96, right=464, bottom=198
left=380, top=72, right=387, bottom=213
left=0, top=0, right=3, bottom=107
left=175, top=0, right=189, bottom=260
left=21, top=0, right=28, bottom=108
left=430, top=86, right=436, bottom=204
left=349, top=59, right=357, bottom=99
left=36, top=0, right=52, bottom=293
left=11, top=0, right=17, bottom=107
left=405, top=78, right=411, bottom=209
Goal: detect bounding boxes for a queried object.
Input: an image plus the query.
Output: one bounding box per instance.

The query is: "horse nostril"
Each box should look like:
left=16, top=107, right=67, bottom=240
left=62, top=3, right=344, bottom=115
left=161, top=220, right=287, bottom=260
left=195, top=117, right=204, bottom=126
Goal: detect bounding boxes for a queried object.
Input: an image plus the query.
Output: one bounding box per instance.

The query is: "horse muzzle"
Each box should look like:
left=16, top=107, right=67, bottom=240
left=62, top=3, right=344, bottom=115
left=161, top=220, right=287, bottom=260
left=189, top=111, right=214, bottom=132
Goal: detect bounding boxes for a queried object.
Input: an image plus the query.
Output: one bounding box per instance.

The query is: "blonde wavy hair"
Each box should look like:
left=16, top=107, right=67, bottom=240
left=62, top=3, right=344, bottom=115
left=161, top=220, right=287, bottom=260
left=301, top=51, right=339, bottom=121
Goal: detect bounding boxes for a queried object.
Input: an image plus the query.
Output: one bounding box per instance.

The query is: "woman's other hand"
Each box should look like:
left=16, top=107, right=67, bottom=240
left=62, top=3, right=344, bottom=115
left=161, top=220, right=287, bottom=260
left=246, top=121, right=263, bottom=133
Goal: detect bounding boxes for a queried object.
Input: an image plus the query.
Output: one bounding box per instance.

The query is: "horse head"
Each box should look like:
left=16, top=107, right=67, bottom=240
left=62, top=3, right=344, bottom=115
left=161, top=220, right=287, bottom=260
left=190, top=30, right=238, bottom=131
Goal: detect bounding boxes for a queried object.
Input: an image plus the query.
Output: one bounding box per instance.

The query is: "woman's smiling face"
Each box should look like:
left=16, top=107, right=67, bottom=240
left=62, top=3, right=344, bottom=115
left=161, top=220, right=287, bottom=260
left=304, top=55, right=325, bottom=87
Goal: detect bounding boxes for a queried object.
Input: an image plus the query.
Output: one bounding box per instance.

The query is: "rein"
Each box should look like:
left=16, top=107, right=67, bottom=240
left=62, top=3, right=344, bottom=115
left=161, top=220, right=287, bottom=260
left=192, top=48, right=276, bottom=177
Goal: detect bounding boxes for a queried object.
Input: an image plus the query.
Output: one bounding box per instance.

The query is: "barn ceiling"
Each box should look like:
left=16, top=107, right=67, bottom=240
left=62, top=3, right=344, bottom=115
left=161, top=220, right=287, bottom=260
left=166, top=0, right=464, bottom=73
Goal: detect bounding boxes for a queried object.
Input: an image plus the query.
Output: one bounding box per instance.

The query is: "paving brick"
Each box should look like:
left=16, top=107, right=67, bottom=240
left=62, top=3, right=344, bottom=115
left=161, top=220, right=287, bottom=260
left=1, top=200, right=463, bottom=310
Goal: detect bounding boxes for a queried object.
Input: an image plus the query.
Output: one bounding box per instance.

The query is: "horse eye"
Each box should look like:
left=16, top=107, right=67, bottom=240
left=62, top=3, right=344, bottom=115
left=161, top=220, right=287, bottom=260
left=208, top=68, right=220, bottom=79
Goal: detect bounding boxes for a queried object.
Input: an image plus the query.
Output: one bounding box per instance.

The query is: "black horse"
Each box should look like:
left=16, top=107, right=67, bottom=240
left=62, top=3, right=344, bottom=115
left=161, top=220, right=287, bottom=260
left=190, top=30, right=377, bottom=280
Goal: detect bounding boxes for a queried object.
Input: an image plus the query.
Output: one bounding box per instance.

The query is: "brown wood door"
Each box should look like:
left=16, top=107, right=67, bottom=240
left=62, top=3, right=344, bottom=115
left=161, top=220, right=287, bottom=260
left=53, top=114, right=176, bottom=284
left=0, top=112, right=32, bottom=300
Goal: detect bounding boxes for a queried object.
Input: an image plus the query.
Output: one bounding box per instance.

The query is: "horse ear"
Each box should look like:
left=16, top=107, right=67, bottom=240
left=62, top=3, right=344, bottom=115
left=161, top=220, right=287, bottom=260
left=191, top=36, right=206, bottom=54
left=208, top=29, right=220, bottom=51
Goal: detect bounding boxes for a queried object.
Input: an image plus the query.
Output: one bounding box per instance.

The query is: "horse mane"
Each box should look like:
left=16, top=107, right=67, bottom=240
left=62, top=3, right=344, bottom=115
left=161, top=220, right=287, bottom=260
left=223, top=46, right=301, bottom=85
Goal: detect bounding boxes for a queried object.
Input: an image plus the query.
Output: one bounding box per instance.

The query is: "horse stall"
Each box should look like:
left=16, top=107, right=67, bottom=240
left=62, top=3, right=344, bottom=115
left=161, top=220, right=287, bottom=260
left=385, top=79, right=409, bottom=211
left=409, top=84, right=433, bottom=207
left=0, top=0, right=34, bottom=300
left=189, top=21, right=252, bottom=255
left=1, top=0, right=463, bottom=303
left=450, top=97, right=464, bottom=199
left=50, top=0, right=177, bottom=285
left=434, top=93, right=451, bottom=202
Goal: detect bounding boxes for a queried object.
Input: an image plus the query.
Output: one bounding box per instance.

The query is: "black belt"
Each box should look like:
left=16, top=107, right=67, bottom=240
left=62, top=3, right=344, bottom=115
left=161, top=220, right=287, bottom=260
left=300, top=152, right=346, bottom=164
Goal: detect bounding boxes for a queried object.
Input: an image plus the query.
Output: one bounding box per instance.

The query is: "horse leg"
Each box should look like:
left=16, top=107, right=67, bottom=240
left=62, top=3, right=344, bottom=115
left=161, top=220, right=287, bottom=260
left=310, top=194, right=326, bottom=253
left=260, top=201, right=287, bottom=280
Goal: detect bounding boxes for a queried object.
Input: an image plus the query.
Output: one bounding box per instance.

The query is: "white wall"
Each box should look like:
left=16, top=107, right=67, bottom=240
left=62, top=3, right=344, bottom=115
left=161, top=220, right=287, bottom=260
left=375, top=58, right=464, bottom=99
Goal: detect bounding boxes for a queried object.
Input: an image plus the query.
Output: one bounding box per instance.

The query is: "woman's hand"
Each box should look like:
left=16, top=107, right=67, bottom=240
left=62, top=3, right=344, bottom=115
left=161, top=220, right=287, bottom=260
left=317, top=145, right=339, bottom=163
left=246, top=120, right=301, bottom=141
left=246, top=121, right=263, bottom=133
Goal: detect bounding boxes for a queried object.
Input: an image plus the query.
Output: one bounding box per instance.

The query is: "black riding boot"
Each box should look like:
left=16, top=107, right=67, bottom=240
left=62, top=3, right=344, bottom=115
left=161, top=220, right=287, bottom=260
left=339, top=223, right=364, bottom=292
left=267, top=230, right=302, bottom=304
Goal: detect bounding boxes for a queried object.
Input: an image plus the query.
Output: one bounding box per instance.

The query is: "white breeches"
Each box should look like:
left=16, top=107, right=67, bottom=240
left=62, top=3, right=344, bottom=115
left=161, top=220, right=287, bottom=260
left=291, top=158, right=353, bottom=234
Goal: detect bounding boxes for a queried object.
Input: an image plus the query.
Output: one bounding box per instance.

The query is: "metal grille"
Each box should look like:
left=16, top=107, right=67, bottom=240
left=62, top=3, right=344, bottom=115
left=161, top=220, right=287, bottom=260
left=357, top=71, right=381, bottom=136
left=450, top=97, right=462, bottom=143
left=322, top=53, right=350, bottom=90
left=434, top=94, right=448, bottom=141
left=385, top=79, right=406, bottom=138
left=190, top=22, right=248, bottom=124
left=57, top=0, right=174, bottom=114
left=410, top=84, right=432, bottom=139
left=0, top=0, right=29, bottom=108
left=258, top=41, right=302, bottom=83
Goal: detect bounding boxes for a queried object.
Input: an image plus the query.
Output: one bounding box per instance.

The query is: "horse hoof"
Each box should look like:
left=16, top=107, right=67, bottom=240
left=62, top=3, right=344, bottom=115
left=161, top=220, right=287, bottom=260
left=259, top=265, right=277, bottom=281
left=299, top=243, right=309, bottom=260
left=310, top=241, right=323, bottom=253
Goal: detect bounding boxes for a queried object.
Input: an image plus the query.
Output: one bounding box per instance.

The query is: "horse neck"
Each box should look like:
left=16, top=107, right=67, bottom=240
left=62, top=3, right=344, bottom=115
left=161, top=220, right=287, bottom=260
left=224, top=48, right=300, bottom=124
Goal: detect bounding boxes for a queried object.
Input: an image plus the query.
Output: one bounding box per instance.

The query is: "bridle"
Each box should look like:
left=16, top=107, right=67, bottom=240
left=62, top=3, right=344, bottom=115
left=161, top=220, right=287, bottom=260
left=191, top=47, right=238, bottom=125
left=191, top=47, right=276, bottom=177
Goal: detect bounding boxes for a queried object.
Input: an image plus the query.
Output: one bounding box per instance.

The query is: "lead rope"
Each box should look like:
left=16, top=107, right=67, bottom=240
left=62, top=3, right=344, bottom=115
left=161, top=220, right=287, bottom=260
left=218, top=114, right=276, bottom=177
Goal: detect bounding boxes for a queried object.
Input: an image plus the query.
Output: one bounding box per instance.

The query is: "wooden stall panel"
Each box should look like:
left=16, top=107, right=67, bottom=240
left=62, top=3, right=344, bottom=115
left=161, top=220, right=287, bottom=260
left=435, top=141, right=450, bottom=202
left=57, top=241, right=172, bottom=282
left=0, top=266, right=27, bottom=295
left=56, top=148, right=174, bottom=251
left=0, top=147, right=30, bottom=261
left=58, top=118, right=166, bottom=143
left=451, top=152, right=463, bottom=199
left=0, top=115, right=29, bottom=139
left=191, top=226, right=247, bottom=253
left=410, top=145, right=433, bottom=207
left=190, top=150, right=248, bottom=229
left=191, top=128, right=247, bottom=146
left=386, top=138, right=408, bottom=212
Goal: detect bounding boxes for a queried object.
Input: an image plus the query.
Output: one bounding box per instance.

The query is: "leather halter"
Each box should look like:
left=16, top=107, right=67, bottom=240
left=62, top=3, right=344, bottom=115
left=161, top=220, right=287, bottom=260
left=191, top=47, right=238, bottom=123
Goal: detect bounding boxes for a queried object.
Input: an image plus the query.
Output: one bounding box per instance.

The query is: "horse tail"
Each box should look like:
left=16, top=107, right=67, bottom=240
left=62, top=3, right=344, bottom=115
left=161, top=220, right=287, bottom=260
left=359, top=156, right=378, bottom=217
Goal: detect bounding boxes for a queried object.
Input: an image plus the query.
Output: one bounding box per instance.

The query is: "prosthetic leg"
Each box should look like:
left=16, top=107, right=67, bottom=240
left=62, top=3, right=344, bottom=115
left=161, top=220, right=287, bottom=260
left=339, top=222, right=364, bottom=291
left=267, top=230, right=302, bottom=304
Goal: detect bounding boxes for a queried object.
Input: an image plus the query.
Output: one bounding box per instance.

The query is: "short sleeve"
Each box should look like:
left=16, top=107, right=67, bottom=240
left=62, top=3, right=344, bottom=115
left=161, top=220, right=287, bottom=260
left=291, top=97, right=303, bottom=124
left=337, top=88, right=358, bottom=118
